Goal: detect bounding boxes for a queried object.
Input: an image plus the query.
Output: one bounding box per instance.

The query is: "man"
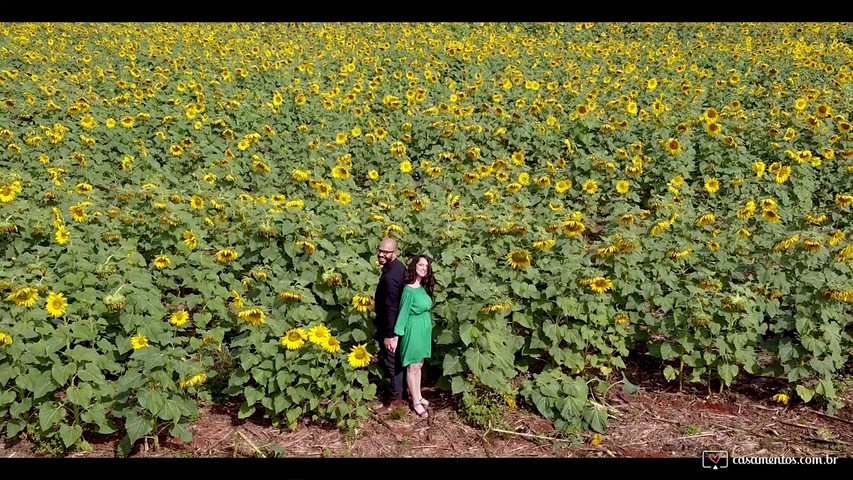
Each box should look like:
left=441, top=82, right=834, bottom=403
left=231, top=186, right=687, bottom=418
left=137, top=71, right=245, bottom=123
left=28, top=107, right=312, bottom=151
left=373, top=237, right=407, bottom=414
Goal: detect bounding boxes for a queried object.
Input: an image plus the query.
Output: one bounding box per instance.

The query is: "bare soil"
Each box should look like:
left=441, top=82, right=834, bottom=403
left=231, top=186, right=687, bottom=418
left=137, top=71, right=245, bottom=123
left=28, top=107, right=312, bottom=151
left=3, top=358, right=852, bottom=458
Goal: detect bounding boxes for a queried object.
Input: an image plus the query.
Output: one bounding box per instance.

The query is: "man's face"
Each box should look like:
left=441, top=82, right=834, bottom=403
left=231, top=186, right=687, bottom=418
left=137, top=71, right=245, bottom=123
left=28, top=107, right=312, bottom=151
left=377, top=245, right=396, bottom=265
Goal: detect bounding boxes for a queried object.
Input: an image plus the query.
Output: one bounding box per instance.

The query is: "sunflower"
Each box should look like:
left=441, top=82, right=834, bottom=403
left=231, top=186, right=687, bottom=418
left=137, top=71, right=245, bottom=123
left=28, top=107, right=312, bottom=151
left=154, top=255, right=171, bottom=269
left=762, top=210, right=781, bottom=223
left=130, top=333, right=149, bottom=350
left=707, top=241, right=721, bottom=252
left=588, top=277, right=614, bottom=294
left=281, top=328, right=308, bottom=350
left=308, top=325, right=331, bottom=345
left=352, top=294, right=375, bottom=313
left=562, top=220, right=586, bottom=236
left=120, top=116, right=135, bottom=128
left=704, top=178, right=720, bottom=193
left=532, top=239, right=556, bottom=251
left=665, top=138, right=682, bottom=155
left=835, top=244, right=853, bottom=262
left=69, top=204, right=86, bottom=222
left=829, top=231, right=846, bottom=247
left=582, top=179, right=598, bottom=194
left=801, top=240, right=823, bottom=253
left=616, top=180, right=629, bottom=194
left=55, top=227, right=69, bottom=244
left=333, top=191, right=352, bottom=206
left=775, top=234, right=800, bottom=252
left=696, top=213, right=716, bottom=227
left=182, top=230, right=198, bottom=250
left=170, top=310, right=189, bottom=326
left=836, top=194, right=853, bottom=208
left=753, top=161, right=766, bottom=178
left=45, top=292, right=67, bottom=317
left=216, top=249, right=239, bottom=263
left=0, top=332, right=11, bottom=345
left=321, top=336, right=342, bottom=353
left=295, top=240, right=316, bottom=254
left=332, top=166, right=350, bottom=180
left=189, top=195, right=204, bottom=210
left=615, top=313, right=629, bottom=324
left=506, top=182, right=522, bottom=194
left=238, top=307, right=265, bottom=326
left=705, top=121, right=721, bottom=135
left=278, top=290, right=305, bottom=302
left=348, top=344, right=372, bottom=368
left=8, top=287, right=39, bottom=307
left=775, top=165, right=791, bottom=183
left=178, top=373, right=208, bottom=389
left=507, top=249, right=531, bottom=270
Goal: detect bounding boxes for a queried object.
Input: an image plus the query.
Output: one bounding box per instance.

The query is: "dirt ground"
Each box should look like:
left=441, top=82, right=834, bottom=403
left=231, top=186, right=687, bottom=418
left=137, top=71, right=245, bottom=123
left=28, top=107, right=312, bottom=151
left=2, top=358, right=852, bottom=459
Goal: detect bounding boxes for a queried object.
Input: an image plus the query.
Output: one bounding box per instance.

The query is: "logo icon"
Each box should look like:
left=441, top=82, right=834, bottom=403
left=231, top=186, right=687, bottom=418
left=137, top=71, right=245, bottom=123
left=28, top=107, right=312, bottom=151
left=702, top=450, right=728, bottom=469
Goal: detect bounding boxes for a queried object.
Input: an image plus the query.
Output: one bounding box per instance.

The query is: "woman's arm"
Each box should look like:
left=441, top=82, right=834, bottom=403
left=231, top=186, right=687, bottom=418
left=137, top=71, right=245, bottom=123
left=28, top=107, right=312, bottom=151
left=393, top=287, right=414, bottom=337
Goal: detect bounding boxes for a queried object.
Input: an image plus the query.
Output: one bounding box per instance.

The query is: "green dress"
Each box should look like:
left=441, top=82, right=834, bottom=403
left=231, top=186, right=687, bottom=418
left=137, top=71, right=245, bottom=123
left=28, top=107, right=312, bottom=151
left=393, top=284, right=433, bottom=367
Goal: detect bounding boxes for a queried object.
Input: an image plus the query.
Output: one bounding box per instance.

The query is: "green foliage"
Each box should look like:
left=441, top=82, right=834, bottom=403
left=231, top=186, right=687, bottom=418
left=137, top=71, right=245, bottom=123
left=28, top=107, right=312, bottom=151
left=0, top=22, right=852, bottom=454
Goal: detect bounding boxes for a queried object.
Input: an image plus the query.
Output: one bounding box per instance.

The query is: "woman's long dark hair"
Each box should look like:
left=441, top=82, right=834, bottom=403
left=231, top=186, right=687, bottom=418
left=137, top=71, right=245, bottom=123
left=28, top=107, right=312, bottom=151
left=404, top=255, right=435, bottom=298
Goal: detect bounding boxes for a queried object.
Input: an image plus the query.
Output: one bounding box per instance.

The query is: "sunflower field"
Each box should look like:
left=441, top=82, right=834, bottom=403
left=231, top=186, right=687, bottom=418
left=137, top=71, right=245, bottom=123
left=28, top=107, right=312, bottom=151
left=1, top=22, right=852, bottom=454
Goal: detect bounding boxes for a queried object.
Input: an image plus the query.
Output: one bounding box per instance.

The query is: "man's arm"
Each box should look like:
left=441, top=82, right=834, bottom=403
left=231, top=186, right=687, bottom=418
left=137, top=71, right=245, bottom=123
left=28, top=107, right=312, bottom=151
left=383, top=266, right=405, bottom=339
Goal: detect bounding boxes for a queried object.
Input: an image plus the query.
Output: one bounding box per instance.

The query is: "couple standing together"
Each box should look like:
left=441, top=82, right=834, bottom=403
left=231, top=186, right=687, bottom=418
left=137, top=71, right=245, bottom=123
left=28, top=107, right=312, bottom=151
left=373, top=237, right=435, bottom=418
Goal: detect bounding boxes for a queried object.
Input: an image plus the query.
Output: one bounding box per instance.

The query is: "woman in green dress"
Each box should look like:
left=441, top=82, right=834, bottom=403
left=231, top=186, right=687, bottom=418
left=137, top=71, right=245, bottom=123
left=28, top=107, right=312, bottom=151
left=391, top=255, right=435, bottom=418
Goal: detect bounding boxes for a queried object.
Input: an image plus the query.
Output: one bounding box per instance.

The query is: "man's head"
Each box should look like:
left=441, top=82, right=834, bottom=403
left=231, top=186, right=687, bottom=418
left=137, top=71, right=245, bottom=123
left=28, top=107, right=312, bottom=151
left=377, top=237, right=398, bottom=265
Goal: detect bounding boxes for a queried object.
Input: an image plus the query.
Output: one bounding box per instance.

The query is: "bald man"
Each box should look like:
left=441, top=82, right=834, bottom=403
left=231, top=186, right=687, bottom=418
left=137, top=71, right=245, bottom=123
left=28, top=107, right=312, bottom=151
left=373, top=237, right=408, bottom=413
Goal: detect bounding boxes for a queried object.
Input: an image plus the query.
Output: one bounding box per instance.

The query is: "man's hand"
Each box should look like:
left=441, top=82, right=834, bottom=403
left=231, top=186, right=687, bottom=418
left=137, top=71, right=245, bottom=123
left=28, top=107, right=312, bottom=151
left=384, top=336, right=398, bottom=353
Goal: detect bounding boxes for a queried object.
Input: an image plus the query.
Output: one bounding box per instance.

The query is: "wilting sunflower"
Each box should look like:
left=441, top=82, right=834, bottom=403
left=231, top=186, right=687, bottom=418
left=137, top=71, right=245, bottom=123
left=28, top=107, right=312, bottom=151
left=295, top=240, right=317, bottom=254
left=352, top=294, right=375, bottom=313
left=238, top=307, right=265, bottom=326
left=153, top=255, right=171, bottom=270
left=8, top=287, right=38, bottom=307
left=45, top=292, right=67, bottom=317
left=130, top=333, right=149, bottom=350
left=170, top=310, right=189, bottom=326
left=615, top=313, right=629, bottom=324
left=0, top=332, right=11, bottom=345
left=835, top=244, right=853, bottom=262
left=216, top=249, right=239, bottom=263
left=281, top=328, right=308, bottom=350
left=230, top=290, right=244, bottom=309
left=801, top=239, right=823, bottom=253
left=696, top=213, right=716, bottom=227
left=836, top=194, right=853, bottom=207
left=348, top=344, right=372, bottom=368
left=588, top=277, right=614, bottom=294
left=507, top=249, right=531, bottom=270
left=178, top=373, right=208, bottom=389
left=532, top=239, right=556, bottom=251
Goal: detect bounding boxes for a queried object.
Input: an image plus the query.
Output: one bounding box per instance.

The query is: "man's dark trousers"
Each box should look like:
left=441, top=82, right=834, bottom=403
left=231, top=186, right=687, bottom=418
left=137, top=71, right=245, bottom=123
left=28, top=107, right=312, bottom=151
left=378, top=338, right=407, bottom=401
left=374, top=257, right=407, bottom=401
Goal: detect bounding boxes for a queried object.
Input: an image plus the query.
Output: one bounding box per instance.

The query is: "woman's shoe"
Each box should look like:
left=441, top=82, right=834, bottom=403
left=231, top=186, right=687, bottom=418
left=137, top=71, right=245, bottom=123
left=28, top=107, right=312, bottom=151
left=412, top=401, right=429, bottom=418
left=417, top=398, right=429, bottom=407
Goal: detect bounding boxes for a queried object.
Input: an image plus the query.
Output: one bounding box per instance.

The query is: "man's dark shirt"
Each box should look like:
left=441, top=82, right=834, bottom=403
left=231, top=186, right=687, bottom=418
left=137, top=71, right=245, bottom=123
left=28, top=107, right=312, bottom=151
left=374, top=258, right=406, bottom=340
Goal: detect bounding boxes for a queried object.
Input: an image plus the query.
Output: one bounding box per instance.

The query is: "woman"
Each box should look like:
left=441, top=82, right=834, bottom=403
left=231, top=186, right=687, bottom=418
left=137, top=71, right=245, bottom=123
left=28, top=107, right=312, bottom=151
left=392, top=255, right=435, bottom=418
